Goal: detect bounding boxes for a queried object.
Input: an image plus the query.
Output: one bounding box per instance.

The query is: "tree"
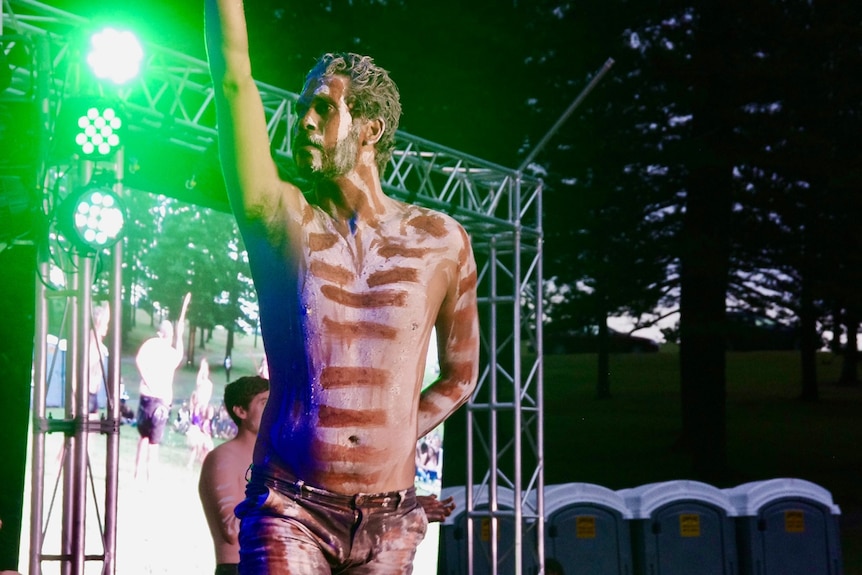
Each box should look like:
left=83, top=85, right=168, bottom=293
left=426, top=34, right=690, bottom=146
left=142, top=198, right=255, bottom=365
left=529, top=0, right=686, bottom=397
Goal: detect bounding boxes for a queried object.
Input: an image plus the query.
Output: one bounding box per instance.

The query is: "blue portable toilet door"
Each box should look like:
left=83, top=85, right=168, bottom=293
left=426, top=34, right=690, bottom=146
left=468, top=512, right=518, bottom=575
left=547, top=506, right=628, bottom=575
left=654, top=502, right=733, bottom=575
left=759, top=500, right=833, bottom=575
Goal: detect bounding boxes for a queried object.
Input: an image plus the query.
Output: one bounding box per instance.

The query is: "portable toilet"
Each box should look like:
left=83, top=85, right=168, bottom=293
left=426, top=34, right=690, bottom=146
left=619, top=480, right=738, bottom=575
left=536, top=482, right=633, bottom=575
left=437, top=485, right=535, bottom=575
left=45, top=335, right=67, bottom=407
left=725, top=478, right=843, bottom=575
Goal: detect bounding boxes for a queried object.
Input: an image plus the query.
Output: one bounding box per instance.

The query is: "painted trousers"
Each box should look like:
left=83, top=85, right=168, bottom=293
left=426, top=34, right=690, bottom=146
left=235, top=468, right=427, bottom=574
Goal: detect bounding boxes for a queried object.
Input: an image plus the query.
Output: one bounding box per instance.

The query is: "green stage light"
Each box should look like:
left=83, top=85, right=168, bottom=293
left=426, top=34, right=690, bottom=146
left=59, top=186, right=126, bottom=252
left=75, top=106, right=123, bottom=156
left=86, top=27, right=143, bottom=85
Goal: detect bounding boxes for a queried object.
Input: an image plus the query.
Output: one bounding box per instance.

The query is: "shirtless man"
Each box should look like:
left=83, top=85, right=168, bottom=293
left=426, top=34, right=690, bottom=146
left=205, top=1, right=480, bottom=572
left=134, top=312, right=186, bottom=481
left=199, top=376, right=270, bottom=575
left=199, top=377, right=456, bottom=575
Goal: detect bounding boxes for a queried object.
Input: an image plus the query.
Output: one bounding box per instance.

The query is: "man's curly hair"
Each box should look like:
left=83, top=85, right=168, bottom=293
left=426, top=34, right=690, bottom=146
left=305, top=52, right=402, bottom=174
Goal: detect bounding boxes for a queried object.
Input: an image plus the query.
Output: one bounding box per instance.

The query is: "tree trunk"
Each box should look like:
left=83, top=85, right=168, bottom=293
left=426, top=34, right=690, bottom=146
left=186, top=324, right=196, bottom=367
left=596, top=315, right=611, bottom=399
left=799, top=263, right=819, bottom=401
left=839, top=311, right=860, bottom=385
left=678, top=0, right=735, bottom=483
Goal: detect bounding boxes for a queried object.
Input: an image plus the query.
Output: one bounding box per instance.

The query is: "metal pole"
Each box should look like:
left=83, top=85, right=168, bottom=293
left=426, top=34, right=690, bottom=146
left=517, top=58, right=615, bottom=173
left=71, top=252, right=93, bottom=575
left=61, top=248, right=78, bottom=575
left=28, top=32, right=52, bottom=575
left=30, top=246, right=49, bottom=575
left=512, top=195, right=523, bottom=575
left=489, top=237, right=499, bottom=575
left=103, top=150, right=125, bottom=575
left=466, top=368, right=475, bottom=574
left=534, top=182, right=545, bottom=575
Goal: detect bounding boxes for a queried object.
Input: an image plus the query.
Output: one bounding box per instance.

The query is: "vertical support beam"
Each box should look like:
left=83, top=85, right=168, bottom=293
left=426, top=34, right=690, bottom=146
left=29, top=251, right=49, bottom=575
left=512, top=217, right=523, bottom=575
left=534, top=180, right=545, bottom=575
left=488, top=237, right=500, bottom=575
left=103, top=151, right=125, bottom=575
left=71, top=253, right=93, bottom=575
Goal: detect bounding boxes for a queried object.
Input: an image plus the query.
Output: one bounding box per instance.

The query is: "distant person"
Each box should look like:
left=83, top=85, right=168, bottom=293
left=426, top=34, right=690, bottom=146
left=187, top=358, right=216, bottom=466
left=256, top=355, right=269, bottom=379
left=134, top=293, right=189, bottom=481
left=192, top=358, right=215, bottom=418
left=87, top=303, right=110, bottom=416
left=198, top=376, right=455, bottom=574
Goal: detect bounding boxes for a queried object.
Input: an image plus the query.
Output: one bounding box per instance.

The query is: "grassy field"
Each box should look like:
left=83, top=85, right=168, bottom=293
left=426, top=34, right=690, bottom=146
left=21, top=316, right=862, bottom=573
left=541, top=349, right=862, bottom=574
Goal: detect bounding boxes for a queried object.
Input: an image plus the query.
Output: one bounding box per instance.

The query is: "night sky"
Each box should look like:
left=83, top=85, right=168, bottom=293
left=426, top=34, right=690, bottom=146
left=42, top=0, right=554, bottom=171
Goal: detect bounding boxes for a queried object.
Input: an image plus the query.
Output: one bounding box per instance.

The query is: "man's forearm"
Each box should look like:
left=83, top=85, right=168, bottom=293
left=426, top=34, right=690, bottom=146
left=417, top=375, right=477, bottom=439
left=205, top=0, right=252, bottom=84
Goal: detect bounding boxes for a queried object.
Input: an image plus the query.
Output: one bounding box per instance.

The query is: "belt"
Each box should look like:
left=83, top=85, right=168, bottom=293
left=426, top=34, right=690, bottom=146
left=253, top=468, right=412, bottom=511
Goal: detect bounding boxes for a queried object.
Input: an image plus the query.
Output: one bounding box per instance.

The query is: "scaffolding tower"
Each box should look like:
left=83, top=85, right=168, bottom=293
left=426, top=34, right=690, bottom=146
left=2, top=1, right=544, bottom=573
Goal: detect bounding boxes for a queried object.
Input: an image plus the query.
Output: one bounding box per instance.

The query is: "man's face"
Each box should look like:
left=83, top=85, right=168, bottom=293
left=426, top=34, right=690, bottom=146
left=245, top=390, right=269, bottom=435
left=292, top=74, right=361, bottom=181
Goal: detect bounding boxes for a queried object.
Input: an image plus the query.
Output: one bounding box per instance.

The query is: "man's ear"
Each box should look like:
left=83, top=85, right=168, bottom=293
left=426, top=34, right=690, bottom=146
left=233, top=405, right=248, bottom=422
left=363, top=117, right=385, bottom=146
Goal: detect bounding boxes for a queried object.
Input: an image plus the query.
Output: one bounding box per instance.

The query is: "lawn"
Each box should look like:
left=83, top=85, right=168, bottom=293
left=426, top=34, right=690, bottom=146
left=540, top=349, right=862, bottom=574
left=20, top=320, right=862, bottom=573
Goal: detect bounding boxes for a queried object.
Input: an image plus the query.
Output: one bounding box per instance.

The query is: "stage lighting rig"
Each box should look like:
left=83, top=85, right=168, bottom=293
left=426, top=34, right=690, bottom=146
left=86, top=27, right=143, bottom=86
left=54, top=97, right=126, bottom=160
left=57, top=184, right=126, bottom=253
left=75, top=104, right=123, bottom=156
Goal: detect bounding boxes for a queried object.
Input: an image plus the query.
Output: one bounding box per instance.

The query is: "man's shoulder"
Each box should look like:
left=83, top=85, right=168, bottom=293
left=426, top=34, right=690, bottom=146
left=209, top=437, right=253, bottom=464
left=400, top=203, right=469, bottom=241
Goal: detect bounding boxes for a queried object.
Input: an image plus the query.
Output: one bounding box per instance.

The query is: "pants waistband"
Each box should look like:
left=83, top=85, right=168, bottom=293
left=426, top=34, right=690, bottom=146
left=250, top=467, right=414, bottom=511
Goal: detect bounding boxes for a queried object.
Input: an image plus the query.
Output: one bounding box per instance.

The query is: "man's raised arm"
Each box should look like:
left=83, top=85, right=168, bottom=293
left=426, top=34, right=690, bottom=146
left=204, top=0, right=298, bottom=225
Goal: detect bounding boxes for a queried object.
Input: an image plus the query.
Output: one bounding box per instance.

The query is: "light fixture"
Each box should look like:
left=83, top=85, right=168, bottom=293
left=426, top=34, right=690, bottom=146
left=86, top=27, right=144, bottom=85
left=54, top=97, right=126, bottom=159
left=58, top=186, right=126, bottom=252
left=75, top=105, right=123, bottom=156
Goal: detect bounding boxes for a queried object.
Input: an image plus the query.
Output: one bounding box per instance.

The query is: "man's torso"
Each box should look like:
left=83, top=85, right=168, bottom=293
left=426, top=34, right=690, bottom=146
left=136, top=337, right=181, bottom=403
left=249, top=199, right=466, bottom=494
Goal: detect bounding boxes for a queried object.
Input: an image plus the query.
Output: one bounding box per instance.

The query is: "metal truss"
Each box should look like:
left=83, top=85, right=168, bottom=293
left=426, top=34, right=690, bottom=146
left=3, top=0, right=545, bottom=573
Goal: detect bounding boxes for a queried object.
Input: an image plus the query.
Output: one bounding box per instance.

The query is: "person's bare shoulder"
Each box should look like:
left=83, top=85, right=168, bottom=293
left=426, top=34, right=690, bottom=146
left=401, top=204, right=471, bottom=248
left=200, top=438, right=253, bottom=486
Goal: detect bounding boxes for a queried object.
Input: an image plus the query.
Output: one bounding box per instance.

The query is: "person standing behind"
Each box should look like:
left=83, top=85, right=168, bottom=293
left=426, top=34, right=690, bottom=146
left=134, top=295, right=189, bottom=482
left=199, top=376, right=270, bottom=575
left=198, top=376, right=456, bottom=575
left=206, top=1, right=480, bottom=571
left=87, top=303, right=110, bottom=417
left=187, top=358, right=217, bottom=467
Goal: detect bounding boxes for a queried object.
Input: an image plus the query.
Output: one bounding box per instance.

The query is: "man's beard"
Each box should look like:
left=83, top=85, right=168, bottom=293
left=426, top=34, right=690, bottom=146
left=295, top=123, right=361, bottom=182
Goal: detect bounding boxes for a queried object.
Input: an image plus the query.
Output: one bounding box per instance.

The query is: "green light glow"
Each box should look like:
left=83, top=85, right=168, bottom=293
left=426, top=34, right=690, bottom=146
left=86, top=27, right=143, bottom=85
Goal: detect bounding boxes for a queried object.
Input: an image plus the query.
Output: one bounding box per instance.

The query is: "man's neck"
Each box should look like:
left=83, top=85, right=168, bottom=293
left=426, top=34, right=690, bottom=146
left=315, top=165, right=391, bottom=226
left=235, top=426, right=258, bottom=448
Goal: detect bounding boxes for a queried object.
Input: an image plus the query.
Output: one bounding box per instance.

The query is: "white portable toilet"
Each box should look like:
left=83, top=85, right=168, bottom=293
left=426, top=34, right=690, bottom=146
left=619, top=480, right=738, bottom=575
left=536, top=482, right=633, bottom=575
left=725, top=478, right=843, bottom=575
left=437, top=485, right=535, bottom=575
